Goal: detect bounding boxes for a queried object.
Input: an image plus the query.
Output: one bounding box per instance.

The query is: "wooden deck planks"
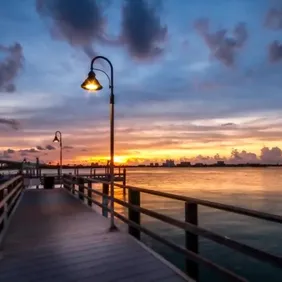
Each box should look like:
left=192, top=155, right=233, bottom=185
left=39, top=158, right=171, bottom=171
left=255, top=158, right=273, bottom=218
left=0, top=189, right=189, bottom=282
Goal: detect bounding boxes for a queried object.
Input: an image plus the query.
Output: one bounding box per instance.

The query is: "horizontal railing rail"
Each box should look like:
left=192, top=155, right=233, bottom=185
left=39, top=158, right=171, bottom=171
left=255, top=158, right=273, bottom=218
left=62, top=174, right=282, bottom=282
left=0, top=175, right=24, bottom=240
left=115, top=184, right=282, bottom=224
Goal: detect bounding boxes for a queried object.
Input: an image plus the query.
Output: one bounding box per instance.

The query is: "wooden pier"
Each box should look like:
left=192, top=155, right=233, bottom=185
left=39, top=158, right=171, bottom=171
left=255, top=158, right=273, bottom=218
left=0, top=173, right=282, bottom=281
left=0, top=175, right=188, bottom=282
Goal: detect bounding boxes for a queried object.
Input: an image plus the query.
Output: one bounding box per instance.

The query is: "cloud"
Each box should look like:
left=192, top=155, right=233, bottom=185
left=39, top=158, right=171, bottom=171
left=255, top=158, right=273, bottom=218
left=19, top=148, right=38, bottom=154
left=45, top=144, right=56, bottom=150
left=230, top=149, right=259, bottom=163
left=0, top=118, right=19, bottom=130
left=36, top=0, right=107, bottom=58
left=260, top=146, right=282, bottom=164
left=194, top=18, right=248, bottom=67
left=265, top=8, right=282, bottom=30
left=221, top=122, right=236, bottom=127
left=120, top=0, right=167, bottom=60
left=0, top=43, right=24, bottom=93
left=36, top=145, right=45, bottom=150
left=6, top=149, right=15, bottom=154
left=172, top=146, right=282, bottom=165
left=63, top=146, right=73, bottom=149
left=268, top=40, right=282, bottom=62
left=264, top=7, right=282, bottom=63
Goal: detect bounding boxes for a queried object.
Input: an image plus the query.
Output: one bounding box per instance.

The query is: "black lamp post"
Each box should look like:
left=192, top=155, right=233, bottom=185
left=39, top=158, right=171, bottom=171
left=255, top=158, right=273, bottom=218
left=53, top=131, right=63, bottom=187
left=81, top=56, right=116, bottom=231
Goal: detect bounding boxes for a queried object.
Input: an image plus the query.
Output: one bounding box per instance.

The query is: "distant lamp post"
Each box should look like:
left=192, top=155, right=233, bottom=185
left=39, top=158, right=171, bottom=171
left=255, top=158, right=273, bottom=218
left=53, top=131, right=63, bottom=187
left=81, top=55, right=116, bottom=231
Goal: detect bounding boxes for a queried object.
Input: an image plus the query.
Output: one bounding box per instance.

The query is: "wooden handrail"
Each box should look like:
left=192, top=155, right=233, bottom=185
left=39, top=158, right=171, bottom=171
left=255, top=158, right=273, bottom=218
left=0, top=182, right=22, bottom=209
left=113, top=183, right=282, bottom=224
left=113, top=197, right=282, bottom=269
left=0, top=175, right=22, bottom=192
left=74, top=181, right=282, bottom=269
left=62, top=175, right=282, bottom=282
left=0, top=175, right=24, bottom=238
left=67, top=183, right=246, bottom=282
left=83, top=176, right=282, bottom=224
left=113, top=211, right=247, bottom=282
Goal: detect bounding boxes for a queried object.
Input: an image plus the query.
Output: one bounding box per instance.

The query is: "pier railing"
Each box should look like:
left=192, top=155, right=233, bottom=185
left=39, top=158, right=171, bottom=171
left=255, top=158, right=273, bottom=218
left=62, top=174, right=282, bottom=282
left=0, top=175, right=24, bottom=240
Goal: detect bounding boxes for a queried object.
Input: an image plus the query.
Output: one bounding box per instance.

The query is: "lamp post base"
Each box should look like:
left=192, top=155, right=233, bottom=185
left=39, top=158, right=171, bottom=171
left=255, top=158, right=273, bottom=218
left=108, top=224, right=118, bottom=232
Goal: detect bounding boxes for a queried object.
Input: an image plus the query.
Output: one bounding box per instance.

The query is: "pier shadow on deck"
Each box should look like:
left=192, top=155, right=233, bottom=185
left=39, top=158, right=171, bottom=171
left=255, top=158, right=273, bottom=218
left=0, top=189, right=188, bottom=282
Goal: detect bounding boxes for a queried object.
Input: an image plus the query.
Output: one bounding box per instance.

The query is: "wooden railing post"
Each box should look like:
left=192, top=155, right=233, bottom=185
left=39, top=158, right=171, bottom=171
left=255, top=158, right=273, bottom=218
left=72, top=176, right=76, bottom=194
left=87, top=181, right=92, bottom=207
left=0, top=186, right=4, bottom=233
left=123, top=168, right=126, bottom=196
left=7, top=182, right=13, bottom=208
left=65, top=175, right=70, bottom=191
left=78, top=178, right=84, bottom=201
left=62, top=174, right=66, bottom=190
left=102, top=183, right=109, bottom=217
left=128, top=189, right=140, bottom=240
left=185, top=201, right=199, bottom=281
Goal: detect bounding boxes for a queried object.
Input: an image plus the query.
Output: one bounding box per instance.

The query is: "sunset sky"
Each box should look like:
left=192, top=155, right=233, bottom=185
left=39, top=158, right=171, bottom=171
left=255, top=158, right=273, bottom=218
left=1, top=0, right=282, bottom=165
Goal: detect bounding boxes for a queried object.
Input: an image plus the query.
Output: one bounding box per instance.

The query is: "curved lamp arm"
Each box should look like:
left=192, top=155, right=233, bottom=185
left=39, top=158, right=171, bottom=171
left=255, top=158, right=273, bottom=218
left=92, top=68, right=111, bottom=89
left=90, top=56, right=114, bottom=92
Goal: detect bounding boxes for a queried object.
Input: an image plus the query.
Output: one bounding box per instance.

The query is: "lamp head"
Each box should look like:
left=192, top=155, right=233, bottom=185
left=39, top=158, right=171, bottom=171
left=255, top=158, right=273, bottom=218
left=81, top=70, right=103, bottom=91
left=53, top=135, right=60, bottom=143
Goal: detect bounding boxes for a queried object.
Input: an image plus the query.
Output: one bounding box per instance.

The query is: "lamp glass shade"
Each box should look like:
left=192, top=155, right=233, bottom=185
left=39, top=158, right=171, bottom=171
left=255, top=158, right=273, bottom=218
left=81, top=70, right=103, bottom=91
left=53, top=136, right=60, bottom=143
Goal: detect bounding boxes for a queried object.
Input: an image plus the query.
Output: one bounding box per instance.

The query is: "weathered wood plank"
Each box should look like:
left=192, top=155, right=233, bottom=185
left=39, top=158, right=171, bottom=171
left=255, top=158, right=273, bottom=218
left=0, top=189, right=188, bottom=282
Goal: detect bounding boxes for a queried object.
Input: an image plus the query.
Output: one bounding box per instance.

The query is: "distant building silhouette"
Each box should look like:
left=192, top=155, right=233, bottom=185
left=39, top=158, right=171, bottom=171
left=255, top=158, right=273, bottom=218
left=163, top=159, right=175, bottom=167
left=177, top=161, right=191, bottom=167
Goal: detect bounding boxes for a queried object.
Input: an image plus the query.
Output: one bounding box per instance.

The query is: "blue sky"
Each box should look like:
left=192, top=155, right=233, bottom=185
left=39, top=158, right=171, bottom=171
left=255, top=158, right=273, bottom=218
left=1, top=0, right=282, bottom=164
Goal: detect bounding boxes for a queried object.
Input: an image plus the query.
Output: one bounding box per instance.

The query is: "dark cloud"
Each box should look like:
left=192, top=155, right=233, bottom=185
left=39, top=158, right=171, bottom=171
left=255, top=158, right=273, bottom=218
left=265, top=8, right=282, bottom=30
left=194, top=18, right=248, bottom=67
left=268, top=40, right=282, bottom=62
left=7, top=149, right=15, bottom=154
left=120, top=0, right=167, bottom=59
left=0, top=118, right=19, bottom=130
left=36, top=0, right=107, bottom=58
left=221, top=122, right=236, bottom=127
left=0, top=43, right=24, bottom=93
left=36, top=145, right=45, bottom=150
left=19, top=148, right=38, bottom=154
left=63, top=146, right=73, bottom=149
left=46, top=144, right=56, bottom=150
left=264, top=7, right=282, bottom=63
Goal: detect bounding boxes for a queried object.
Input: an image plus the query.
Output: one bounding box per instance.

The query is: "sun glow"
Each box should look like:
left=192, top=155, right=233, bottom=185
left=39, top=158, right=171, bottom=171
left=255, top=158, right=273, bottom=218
left=114, top=156, right=128, bottom=164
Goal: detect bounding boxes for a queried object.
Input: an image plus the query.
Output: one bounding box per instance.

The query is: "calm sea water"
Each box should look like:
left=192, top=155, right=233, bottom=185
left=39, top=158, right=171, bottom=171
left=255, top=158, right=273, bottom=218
left=5, top=167, right=282, bottom=281
left=110, top=167, right=282, bottom=282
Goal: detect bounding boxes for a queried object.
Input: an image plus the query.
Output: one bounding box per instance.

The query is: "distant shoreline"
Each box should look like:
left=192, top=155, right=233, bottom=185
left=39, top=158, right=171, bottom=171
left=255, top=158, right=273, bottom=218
left=27, top=164, right=282, bottom=169
left=1, top=164, right=282, bottom=171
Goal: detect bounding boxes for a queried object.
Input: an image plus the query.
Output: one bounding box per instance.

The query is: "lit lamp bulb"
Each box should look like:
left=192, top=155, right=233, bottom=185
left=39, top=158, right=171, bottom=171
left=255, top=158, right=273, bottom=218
left=81, top=71, right=103, bottom=91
